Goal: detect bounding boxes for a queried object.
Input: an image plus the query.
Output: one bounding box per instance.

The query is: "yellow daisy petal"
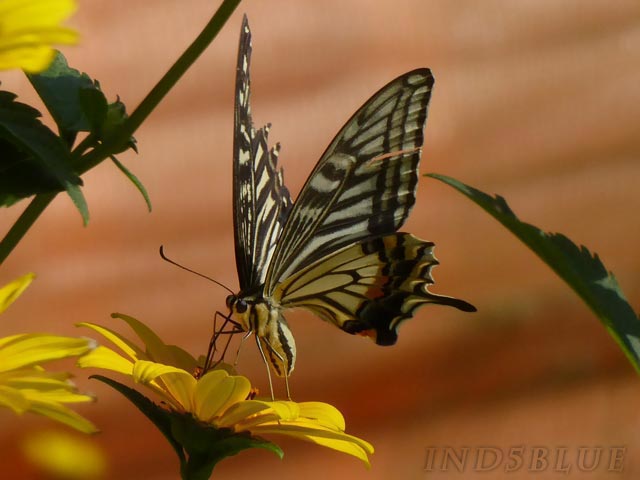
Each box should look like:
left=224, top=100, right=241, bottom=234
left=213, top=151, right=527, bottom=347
left=215, top=399, right=277, bottom=429
left=112, top=313, right=182, bottom=365
left=0, top=384, right=30, bottom=413
left=194, top=370, right=251, bottom=422
left=0, top=0, right=76, bottom=26
left=0, top=0, right=78, bottom=73
left=132, top=360, right=196, bottom=410
left=21, top=388, right=93, bottom=405
left=0, top=334, right=92, bottom=372
left=77, top=322, right=144, bottom=362
left=297, top=401, right=346, bottom=430
left=0, top=367, right=70, bottom=382
left=76, top=345, right=134, bottom=375
left=251, top=423, right=374, bottom=467
left=0, top=273, right=35, bottom=314
left=131, top=359, right=187, bottom=384
left=231, top=401, right=301, bottom=431
left=111, top=313, right=165, bottom=347
left=26, top=398, right=97, bottom=433
left=4, top=374, right=74, bottom=391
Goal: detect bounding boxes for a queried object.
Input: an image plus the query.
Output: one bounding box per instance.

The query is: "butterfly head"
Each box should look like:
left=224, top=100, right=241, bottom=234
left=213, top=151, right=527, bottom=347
left=225, top=293, right=247, bottom=314
left=225, top=293, right=252, bottom=333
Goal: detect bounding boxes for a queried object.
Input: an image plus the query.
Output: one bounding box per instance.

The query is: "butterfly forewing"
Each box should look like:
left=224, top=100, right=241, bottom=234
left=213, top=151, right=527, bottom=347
left=233, top=16, right=292, bottom=290
left=273, top=233, right=475, bottom=346
left=264, top=70, right=434, bottom=294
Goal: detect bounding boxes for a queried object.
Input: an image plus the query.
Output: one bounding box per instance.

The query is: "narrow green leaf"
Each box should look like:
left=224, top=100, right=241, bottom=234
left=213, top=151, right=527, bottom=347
left=65, top=183, right=89, bottom=226
left=427, top=173, right=640, bottom=374
left=110, top=156, right=152, bottom=212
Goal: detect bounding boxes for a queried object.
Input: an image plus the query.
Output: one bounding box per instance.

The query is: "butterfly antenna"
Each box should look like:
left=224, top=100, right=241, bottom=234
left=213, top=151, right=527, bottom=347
left=159, top=246, right=234, bottom=295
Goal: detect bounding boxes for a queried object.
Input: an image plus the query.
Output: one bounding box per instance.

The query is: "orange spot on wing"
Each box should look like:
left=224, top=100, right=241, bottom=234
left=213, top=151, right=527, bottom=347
left=357, top=329, right=377, bottom=341
left=368, top=146, right=420, bottom=164
left=365, top=276, right=388, bottom=299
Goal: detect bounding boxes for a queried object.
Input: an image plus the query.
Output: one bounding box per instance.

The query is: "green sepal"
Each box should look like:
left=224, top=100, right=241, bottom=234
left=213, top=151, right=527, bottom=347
left=102, top=99, right=136, bottom=154
left=171, top=410, right=283, bottom=480
left=91, top=375, right=283, bottom=480
left=427, top=173, right=640, bottom=374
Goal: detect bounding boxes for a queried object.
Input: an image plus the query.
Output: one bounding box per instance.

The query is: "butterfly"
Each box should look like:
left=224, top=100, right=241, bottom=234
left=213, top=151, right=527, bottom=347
left=218, top=15, right=476, bottom=397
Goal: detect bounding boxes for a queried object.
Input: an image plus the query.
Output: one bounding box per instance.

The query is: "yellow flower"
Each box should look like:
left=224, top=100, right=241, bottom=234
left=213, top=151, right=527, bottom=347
left=78, top=314, right=374, bottom=467
left=0, top=0, right=78, bottom=73
left=0, top=275, right=97, bottom=433
left=0, top=272, right=34, bottom=313
left=22, top=430, right=106, bottom=479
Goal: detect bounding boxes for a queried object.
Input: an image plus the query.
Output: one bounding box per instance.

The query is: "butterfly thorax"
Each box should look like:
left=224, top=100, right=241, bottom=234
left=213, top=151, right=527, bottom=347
left=225, top=292, right=296, bottom=377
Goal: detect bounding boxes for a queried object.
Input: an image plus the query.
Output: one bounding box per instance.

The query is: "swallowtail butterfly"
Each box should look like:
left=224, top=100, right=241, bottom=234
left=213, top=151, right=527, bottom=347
left=221, top=16, right=475, bottom=396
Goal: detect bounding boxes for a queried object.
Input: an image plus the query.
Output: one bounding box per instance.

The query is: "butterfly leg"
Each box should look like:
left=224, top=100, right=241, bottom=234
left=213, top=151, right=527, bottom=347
left=284, top=371, right=291, bottom=401
left=254, top=334, right=276, bottom=400
left=204, top=310, right=243, bottom=372
left=255, top=335, right=293, bottom=400
left=232, top=330, right=254, bottom=368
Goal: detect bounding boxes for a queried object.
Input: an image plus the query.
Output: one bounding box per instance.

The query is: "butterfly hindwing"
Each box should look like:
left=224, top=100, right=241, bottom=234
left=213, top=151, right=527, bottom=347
left=264, top=70, right=434, bottom=293
left=233, top=16, right=292, bottom=290
left=273, top=233, right=476, bottom=346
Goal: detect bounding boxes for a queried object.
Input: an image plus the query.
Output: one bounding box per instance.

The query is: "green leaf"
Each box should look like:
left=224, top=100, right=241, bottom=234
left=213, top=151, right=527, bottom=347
left=27, top=51, right=107, bottom=143
left=78, top=87, right=109, bottom=134
left=90, top=375, right=186, bottom=463
left=0, top=90, right=87, bottom=223
left=427, top=173, right=640, bottom=374
left=27, top=51, right=136, bottom=157
left=110, top=155, right=152, bottom=212
left=0, top=137, right=54, bottom=206
left=91, top=375, right=283, bottom=480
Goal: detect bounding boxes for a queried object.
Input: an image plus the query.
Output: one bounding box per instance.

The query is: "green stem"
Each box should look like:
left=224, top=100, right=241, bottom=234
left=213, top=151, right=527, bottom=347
left=0, top=0, right=241, bottom=264
left=77, top=0, right=241, bottom=174
left=0, top=193, right=56, bottom=264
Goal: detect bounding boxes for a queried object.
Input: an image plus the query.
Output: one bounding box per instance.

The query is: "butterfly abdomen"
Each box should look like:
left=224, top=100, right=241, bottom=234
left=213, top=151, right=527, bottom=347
left=230, top=296, right=297, bottom=377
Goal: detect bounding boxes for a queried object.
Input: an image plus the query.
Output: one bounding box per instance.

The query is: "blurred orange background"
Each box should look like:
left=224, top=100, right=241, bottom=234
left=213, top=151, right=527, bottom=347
left=1, top=1, right=639, bottom=479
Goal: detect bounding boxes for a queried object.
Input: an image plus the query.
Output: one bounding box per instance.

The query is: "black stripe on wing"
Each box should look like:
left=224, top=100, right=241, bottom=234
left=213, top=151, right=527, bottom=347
left=265, top=70, right=434, bottom=293
left=274, top=233, right=476, bottom=346
left=233, top=15, right=292, bottom=290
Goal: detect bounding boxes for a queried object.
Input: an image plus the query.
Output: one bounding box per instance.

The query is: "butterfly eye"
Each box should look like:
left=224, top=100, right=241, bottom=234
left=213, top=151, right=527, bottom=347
left=236, top=299, right=248, bottom=314
left=225, top=294, right=236, bottom=310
